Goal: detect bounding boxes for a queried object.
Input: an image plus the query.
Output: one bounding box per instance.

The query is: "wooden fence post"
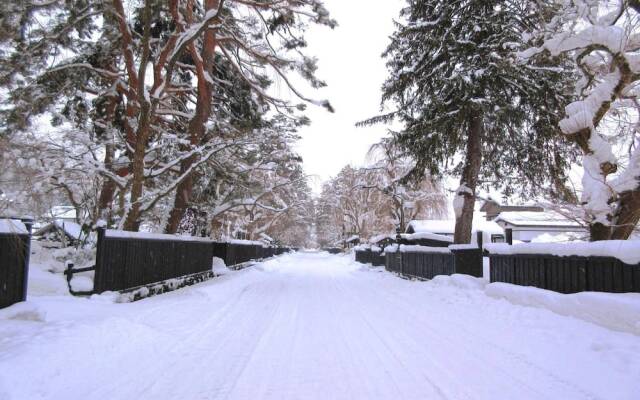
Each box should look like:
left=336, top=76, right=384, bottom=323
left=20, top=217, right=33, bottom=302
left=505, top=228, right=513, bottom=245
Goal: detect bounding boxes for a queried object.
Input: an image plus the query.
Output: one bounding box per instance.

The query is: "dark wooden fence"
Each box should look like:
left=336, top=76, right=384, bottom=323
left=214, top=242, right=290, bottom=268
left=489, top=253, right=640, bottom=294
left=385, top=246, right=483, bottom=280
left=354, top=248, right=385, bottom=266
left=93, top=229, right=215, bottom=293
left=0, top=219, right=33, bottom=309
left=68, top=230, right=292, bottom=295
left=323, top=247, right=342, bottom=254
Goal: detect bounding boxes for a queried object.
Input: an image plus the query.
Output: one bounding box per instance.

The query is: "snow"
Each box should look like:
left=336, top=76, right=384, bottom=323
left=407, top=217, right=503, bottom=235
left=486, top=283, right=640, bottom=336
left=105, top=229, right=212, bottom=243
left=368, top=233, right=395, bottom=244
left=399, top=244, right=451, bottom=254
left=0, top=219, right=28, bottom=234
left=448, top=244, right=478, bottom=250
left=531, top=232, right=584, bottom=243
left=486, top=240, right=640, bottom=265
left=54, top=219, right=83, bottom=239
left=494, top=211, right=583, bottom=228
left=452, top=184, right=472, bottom=218
left=48, top=205, right=76, bottom=220
left=226, top=238, right=265, bottom=246
left=401, top=231, right=453, bottom=243
left=1, top=252, right=639, bottom=399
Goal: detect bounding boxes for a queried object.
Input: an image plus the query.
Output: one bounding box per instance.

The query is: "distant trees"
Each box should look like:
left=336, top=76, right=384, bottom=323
left=363, top=0, right=577, bottom=244
left=0, top=0, right=334, bottom=245
left=520, top=1, right=640, bottom=240
left=315, top=158, right=447, bottom=247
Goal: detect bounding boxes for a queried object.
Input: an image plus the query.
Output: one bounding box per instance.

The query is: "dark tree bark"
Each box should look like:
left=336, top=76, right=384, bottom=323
left=164, top=0, right=219, bottom=234
left=611, top=189, right=640, bottom=239
left=454, top=108, right=483, bottom=244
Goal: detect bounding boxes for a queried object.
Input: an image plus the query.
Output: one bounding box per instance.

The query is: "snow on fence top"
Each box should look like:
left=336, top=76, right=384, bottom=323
left=227, top=238, right=268, bottom=246
left=386, top=244, right=451, bottom=254
left=0, top=219, right=28, bottom=235
left=486, top=241, right=640, bottom=265
left=354, top=244, right=383, bottom=252
left=105, top=229, right=213, bottom=243
left=448, top=244, right=478, bottom=250
left=402, top=232, right=454, bottom=243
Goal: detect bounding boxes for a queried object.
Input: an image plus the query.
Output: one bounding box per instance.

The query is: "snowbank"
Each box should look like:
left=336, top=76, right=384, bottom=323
left=486, top=241, right=640, bottom=265
left=0, top=219, right=28, bottom=234
left=486, top=283, right=640, bottom=336
left=428, top=274, right=487, bottom=290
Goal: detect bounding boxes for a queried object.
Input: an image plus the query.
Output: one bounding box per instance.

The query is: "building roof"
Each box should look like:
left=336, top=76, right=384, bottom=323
left=35, top=219, right=84, bottom=240
left=345, top=235, right=360, bottom=243
left=406, top=217, right=503, bottom=235
left=49, top=206, right=76, bottom=220
left=494, top=211, right=584, bottom=228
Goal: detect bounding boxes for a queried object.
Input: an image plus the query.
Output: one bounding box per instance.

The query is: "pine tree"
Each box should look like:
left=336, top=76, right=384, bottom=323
left=1, top=0, right=335, bottom=232
left=362, top=0, right=575, bottom=243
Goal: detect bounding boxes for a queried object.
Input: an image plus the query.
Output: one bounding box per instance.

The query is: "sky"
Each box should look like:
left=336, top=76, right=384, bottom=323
left=286, top=0, right=406, bottom=192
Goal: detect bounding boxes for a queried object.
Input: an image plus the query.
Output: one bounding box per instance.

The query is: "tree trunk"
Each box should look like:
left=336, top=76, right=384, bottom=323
left=122, top=127, right=149, bottom=231
left=589, top=223, right=611, bottom=241
left=164, top=0, right=218, bottom=234
left=454, top=108, right=483, bottom=244
left=611, top=189, right=640, bottom=239
left=165, top=169, right=194, bottom=234
left=96, top=142, right=116, bottom=223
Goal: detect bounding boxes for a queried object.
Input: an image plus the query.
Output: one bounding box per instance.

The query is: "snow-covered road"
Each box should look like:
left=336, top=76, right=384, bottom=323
left=1, top=252, right=639, bottom=400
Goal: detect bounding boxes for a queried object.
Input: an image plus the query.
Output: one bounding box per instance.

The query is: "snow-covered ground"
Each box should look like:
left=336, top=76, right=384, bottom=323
left=1, top=251, right=639, bottom=400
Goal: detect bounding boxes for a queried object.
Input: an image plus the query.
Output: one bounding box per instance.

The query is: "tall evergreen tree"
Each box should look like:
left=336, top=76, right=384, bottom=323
left=362, top=0, right=576, bottom=243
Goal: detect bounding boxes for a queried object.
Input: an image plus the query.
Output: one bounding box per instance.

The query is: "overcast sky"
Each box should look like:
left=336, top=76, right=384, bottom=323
left=288, top=0, right=405, bottom=192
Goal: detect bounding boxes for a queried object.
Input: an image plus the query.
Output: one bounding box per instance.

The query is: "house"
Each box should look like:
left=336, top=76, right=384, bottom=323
left=406, top=217, right=505, bottom=246
left=34, top=219, right=86, bottom=247
left=493, top=211, right=586, bottom=242
left=344, top=235, right=360, bottom=248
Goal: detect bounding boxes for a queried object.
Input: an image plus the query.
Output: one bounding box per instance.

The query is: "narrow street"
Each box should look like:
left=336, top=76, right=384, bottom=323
left=0, top=252, right=638, bottom=400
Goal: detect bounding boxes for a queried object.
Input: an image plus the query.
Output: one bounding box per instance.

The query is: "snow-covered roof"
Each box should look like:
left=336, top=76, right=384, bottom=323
left=345, top=235, right=359, bottom=243
left=494, top=211, right=583, bottom=228
left=0, top=219, right=28, bottom=235
left=49, top=206, right=76, bottom=220
left=369, top=234, right=396, bottom=244
left=35, top=220, right=84, bottom=240
left=407, top=218, right=503, bottom=235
